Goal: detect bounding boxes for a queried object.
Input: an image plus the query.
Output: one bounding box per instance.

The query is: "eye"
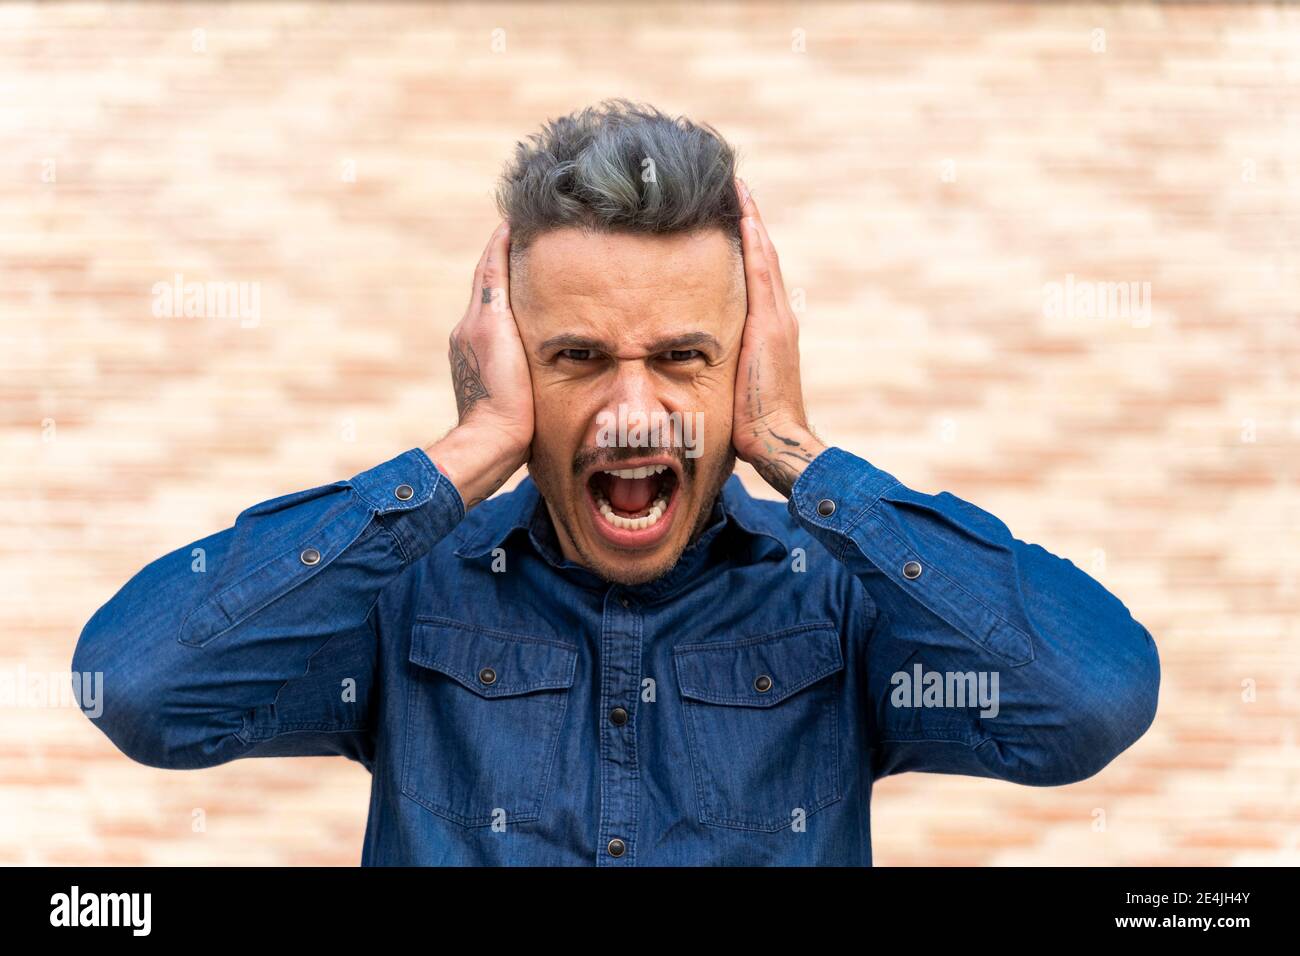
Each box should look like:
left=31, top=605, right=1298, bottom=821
left=665, top=349, right=704, bottom=362
left=558, top=348, right=594, bottom=361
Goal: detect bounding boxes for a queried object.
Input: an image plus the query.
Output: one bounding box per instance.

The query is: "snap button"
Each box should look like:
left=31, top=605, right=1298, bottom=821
left=299, top=548, right=321, bottom=566
left=478, top=667, right=497, bottom=685
left=607, top=838, right=627, bottom=857
left=394, top=483, right=414, bottom=501
left=619, top=596, right=631, bottom=609
left=903, top=560, right=923, bottom=580
left=754, top=674, right=773, bottom=693
left=817, top=498, right=836, bottom=517
left=610, top=707, right=629, bottom=726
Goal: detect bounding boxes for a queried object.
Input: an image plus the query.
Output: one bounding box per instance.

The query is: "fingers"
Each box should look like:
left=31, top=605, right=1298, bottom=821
left=736, top=175, right=756, bottom=219
left=737, top=189, right=780, bottom=325
left=480, top=221, right=513, bottom=316
left=469, top=221, right=511, bottom=314
left=736, top=178, right=795, bottom=330
left=469, top=225, right=494, bottom=303
left=750, top=208, right=790, bottom=315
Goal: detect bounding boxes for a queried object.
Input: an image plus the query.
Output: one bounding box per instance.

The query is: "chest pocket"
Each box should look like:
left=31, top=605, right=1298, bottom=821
left=402, top=618, right=577, bottom=828
left=674, top=622, right=844, bottom=832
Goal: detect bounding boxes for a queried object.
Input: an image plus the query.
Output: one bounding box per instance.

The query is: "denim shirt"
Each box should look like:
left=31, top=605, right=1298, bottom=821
left=72, top=446, right=1160, bottom=866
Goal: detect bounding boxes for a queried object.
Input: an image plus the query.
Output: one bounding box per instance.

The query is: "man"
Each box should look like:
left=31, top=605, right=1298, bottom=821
left=73, top=101, right=1159, bottom=866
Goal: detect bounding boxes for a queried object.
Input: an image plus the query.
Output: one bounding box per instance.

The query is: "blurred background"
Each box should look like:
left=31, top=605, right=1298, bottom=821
left=3, top=1, right=1298, bottom=865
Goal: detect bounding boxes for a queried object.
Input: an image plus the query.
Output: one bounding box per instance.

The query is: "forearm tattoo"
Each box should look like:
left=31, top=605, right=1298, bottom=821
left=449, top=332, right=490, bottom=420
left=744, top=358, right=817, bottom=498
left=752, top=440, right=817, bottom=498
left=465, top=472, right=508, bottom=510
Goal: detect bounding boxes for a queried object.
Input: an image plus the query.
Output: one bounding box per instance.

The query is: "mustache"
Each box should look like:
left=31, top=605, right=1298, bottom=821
left=572, top=444, right=696, bottom=481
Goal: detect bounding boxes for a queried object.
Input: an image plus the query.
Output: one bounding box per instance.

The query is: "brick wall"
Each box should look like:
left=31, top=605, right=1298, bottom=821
left=3, top=1, right=1297, bottom=865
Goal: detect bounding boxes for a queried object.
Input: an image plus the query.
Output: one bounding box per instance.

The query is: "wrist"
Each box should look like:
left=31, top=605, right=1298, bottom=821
left=426, top=425, right=527, bottom=510
left=741, top=421, right=827, bottom=499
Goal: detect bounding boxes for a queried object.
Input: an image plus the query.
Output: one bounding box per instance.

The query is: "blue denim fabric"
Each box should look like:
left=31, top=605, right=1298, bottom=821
left=72, top=446, right=1159, bottom=865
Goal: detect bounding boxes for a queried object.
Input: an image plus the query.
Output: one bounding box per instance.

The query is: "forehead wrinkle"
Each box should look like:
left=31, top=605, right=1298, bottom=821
left=535, top=275, right=720, bottom=327
left=529, top=233, right=728, bottom=296
left=516, top=229, right=742, bottom=352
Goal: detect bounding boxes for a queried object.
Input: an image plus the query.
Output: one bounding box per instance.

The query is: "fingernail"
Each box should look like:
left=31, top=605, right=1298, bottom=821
left=737, top=178, right=751, bottom=205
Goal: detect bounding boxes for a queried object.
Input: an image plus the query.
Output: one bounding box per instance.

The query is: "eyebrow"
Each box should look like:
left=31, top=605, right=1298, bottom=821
left=537, top=331, right=722, bottom=356
left=537, top=334, right=613, bottom=354
left=646, top=332, right=722, bottom=353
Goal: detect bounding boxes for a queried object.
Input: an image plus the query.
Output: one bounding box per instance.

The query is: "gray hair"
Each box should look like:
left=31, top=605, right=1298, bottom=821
left=496, top=100, right=743, bottom=257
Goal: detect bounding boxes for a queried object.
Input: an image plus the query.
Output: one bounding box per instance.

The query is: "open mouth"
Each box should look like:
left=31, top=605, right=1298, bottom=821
left=585, top=460, right=682, bottom=547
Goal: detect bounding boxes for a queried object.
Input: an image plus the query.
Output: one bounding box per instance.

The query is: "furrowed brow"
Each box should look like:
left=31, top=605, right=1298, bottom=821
left=537, top=334, right=615, bottom=356
left=644, top=332, right=722, bottom=354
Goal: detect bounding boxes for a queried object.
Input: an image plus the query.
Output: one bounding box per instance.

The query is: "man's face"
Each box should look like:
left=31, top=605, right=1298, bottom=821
left=512, top=227, right=745, bottom=585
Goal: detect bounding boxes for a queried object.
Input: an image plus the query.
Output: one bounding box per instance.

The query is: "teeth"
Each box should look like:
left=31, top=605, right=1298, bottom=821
left=601, top=464, right=668, bottom=480
left=593, top=491, right=670, bottom=531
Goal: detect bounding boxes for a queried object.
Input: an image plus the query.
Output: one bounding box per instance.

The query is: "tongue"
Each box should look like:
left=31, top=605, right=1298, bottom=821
left=608, top=476, right=657, bottom=514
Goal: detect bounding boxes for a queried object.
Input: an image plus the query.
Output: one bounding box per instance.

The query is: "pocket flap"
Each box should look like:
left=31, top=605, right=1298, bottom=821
left=410, top=618, right=578, bottom=698
left=674, top=622, right=843, bottom=707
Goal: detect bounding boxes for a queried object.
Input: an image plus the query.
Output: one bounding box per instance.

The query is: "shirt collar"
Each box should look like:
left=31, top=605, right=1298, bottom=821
left=452, top=473, right=789, bottom=589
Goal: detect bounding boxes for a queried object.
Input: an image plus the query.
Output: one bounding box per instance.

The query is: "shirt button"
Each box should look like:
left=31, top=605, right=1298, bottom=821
left=610, top=707, right=629, bottom=726
left=754, top=674, right=773, bottom=693
left=394, top=483, right=414, bottom=501
left=816, top=498, right=836, bottom=517
left=607, top=838, right=627, bottom=857
left=619, top=596, right=631, bottom=609
left=478, top=667, right=497, bottom=685
left=299, top=548, right=321, bottom=566
left=903, top=560, right=923, bottom=580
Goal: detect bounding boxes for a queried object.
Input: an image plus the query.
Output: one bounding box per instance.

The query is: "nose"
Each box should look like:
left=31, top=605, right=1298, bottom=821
left=590, top=359, right=673, bottom=451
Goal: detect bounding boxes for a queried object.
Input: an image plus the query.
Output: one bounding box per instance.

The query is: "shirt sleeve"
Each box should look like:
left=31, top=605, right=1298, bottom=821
left=788, top=446, right=1160, bottom=786
left=71, top=448, right=464, bottom=771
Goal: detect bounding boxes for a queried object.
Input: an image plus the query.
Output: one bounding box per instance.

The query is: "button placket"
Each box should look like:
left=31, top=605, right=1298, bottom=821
left=597, top=588, right=641, bottom=865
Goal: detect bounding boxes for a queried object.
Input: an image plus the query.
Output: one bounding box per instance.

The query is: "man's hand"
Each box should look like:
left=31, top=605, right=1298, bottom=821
left=427, top=221, right=534, bottom=508
left=731, top=180, right=826, bottom=498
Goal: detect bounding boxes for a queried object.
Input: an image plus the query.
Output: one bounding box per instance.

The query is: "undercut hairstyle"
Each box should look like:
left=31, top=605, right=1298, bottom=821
left=496, top=100, right=743, bottom=262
